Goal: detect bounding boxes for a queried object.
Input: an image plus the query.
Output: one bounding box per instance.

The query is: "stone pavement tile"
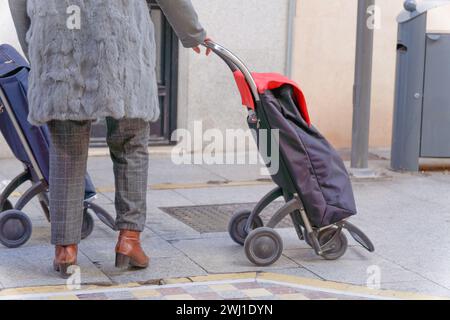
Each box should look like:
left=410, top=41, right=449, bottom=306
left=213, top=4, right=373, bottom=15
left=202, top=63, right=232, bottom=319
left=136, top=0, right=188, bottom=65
left=79, top=235, right=181, bottom=267
left=216, top=290, right=248, bottom=299
left=86, top=159, right=114, bottom=187
left=77, top=293, right=109, bottom=300
left=0, top=246, right=111, bottom=289
left=271, top=267, right=323, bottom=280
left=146, top=208, right=201, bottom=240
left=3, top=275, right=435, bottom=300
left=48, top=294, right=79, bottom=300
left=159, top=287, right=188, bottom=296
left=83, top=203, right=160, bottom=239
left=184, top=285, right=212, bottom=294
left=241, top=288, right=272, bottom=298
left=233, top=282, right=262, bottom=290
left=353, top=179, right=450, bottom=230
left=373, top=238, right=450, bottom=287
left=131, top=289, right=161, bottom=299
left=172, top=237, right=298, bottom=274
left=104, top=290, right=137, bottom=300
left=199, top=163, right=266, bottom=182
left=210, top=284, right=237, bottom=292
left=85, top=217, right=120, bottom=239
left=277, top=228, right=314, bottom=250
left=147, top=160, right=225, bottom=185
left=17, top=223, right=50, bottom=248
left=380, top=281, right=450, bottom=298
left=277, top=293, right=309, bottom=300
left=252, top=295, right=279, bottom=301
left=140, top=296, right=163, bottom=301
left=417, top=272, right=450, bottom=292
left=173, top=184, right=277, bottom=206
left=147, top=189, right=195, bottom=207
left=283, top=247, right=424, bottom=286
left=164, top=294, right=195, bottom=300
left=99, top=189, right=195, bottom=209
left=87, top=157, right=113, bottom=172
left=352, top=200, right=450, bottom=291
left=103, top=256, right=207, bottom=284
left=15, top=202, right=156, bottom=246
left=266, top=285, right=301, bottom=295
left=190, top=292, right=223, bottom=300
left=343, top=180, right=450, bottom=284
left=0, top=160, right=24, bottom=180
left=92, top=193, right=114, bottom=206
left=383, top=174, right=450, bottom=208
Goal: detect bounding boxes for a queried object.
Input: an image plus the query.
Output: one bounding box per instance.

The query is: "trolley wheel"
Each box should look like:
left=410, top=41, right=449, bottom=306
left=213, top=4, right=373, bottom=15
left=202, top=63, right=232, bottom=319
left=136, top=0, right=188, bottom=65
left=1, top=199, right=13, bottom=212
left=228, top=210, right=264, bottom=246
left=318, top=228, right=348, bottom=261
left=244, top=227, right=283, bottom=266
left=0, top=210, right=32, bottom=248
left=81, top=209, right=95, bottom=240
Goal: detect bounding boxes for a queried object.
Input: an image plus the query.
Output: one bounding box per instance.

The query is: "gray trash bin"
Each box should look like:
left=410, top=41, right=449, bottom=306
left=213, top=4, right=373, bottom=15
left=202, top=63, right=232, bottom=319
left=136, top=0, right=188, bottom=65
left=391, top=0, right=450, bottom=171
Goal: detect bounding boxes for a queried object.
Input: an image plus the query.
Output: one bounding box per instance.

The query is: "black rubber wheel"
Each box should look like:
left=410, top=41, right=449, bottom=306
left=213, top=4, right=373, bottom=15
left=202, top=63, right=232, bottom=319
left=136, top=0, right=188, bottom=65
left=0, top=210, right=32, bottom=248
left=81, top=209, right=95, bottom=240
left=244, top=227, right=283, bottom=266
left=1, top=199, right=13, bottom=212
left=318, top=228, right=348, bottom=261
left=228, top=209, right=264, bottom=246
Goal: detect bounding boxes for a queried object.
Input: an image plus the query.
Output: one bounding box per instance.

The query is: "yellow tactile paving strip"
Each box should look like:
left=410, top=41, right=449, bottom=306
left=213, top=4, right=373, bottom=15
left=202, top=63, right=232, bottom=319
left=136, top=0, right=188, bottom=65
left=0, top=273, right=446, bottom=300
left=6, top=179, right=273, bottom=198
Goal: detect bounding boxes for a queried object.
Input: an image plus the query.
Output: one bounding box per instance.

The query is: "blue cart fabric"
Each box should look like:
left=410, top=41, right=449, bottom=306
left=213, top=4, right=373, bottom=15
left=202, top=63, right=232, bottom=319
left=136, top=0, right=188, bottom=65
left=260, top=85, right=357, bottom=228
left=0, top=44, right=96, bottom=199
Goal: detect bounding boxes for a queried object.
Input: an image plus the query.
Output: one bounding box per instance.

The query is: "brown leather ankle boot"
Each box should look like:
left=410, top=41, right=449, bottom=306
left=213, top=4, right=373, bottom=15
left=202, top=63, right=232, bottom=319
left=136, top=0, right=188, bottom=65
left=115, top=230, right=149, bottom=269
left=53, top=245, right=78, bottom=278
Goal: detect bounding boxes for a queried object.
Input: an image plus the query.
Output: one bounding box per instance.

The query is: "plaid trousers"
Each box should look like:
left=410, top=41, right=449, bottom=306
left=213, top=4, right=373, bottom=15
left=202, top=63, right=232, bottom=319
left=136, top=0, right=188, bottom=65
left=48, top=118, right=150, bottom=245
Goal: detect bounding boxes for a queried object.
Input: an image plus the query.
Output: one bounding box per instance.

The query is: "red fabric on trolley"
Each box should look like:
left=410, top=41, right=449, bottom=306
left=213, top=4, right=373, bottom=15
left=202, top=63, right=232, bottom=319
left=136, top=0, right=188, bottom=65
left=233, top=71, right=311, bottom=126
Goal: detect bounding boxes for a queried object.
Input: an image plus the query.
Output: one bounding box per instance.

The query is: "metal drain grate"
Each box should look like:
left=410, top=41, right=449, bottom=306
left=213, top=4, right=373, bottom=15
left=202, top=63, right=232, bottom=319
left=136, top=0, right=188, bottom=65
left=160, top=202, right=294, bottom=234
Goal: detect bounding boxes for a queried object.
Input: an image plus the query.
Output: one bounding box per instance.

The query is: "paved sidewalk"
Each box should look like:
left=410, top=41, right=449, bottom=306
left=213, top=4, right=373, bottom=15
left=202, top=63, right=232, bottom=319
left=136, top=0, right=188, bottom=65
left=1, top=152, right=450, bottom=299
left=0, top=273, right=442, bottom=300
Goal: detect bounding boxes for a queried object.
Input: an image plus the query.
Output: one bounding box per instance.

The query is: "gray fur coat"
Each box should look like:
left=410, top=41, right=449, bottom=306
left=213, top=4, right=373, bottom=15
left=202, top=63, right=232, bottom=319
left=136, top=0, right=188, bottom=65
left=9, top=0, right=206, bottom=125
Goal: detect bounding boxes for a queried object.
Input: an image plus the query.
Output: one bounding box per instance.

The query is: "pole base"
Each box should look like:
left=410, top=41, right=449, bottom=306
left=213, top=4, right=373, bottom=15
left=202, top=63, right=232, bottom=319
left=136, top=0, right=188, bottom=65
left=348, top=168, right=381, bottom=179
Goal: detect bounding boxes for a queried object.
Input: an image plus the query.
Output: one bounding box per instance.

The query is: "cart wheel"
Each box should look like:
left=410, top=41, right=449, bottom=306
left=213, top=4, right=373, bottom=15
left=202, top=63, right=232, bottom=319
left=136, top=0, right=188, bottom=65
left=81, top=209, right=95, bottom=240
left=318, top=228, right=348, bottom=261
left=0, top=210, right=32, bottom=248
left=244, top=227, right=283, bottom=266
left=1, top=199, right=13, bottom=212
left=228, top=210, right=264, bottom=246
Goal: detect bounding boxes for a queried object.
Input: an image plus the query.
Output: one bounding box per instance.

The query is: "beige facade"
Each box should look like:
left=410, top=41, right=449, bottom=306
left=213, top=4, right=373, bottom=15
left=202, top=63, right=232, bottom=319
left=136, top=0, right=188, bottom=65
left=292, top=0, right=403, bottom=149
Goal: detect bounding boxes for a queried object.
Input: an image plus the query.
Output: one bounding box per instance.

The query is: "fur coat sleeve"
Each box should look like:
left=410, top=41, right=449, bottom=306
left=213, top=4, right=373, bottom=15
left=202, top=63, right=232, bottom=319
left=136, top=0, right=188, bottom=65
left=154, top=0, right=207, bottom=48
left=8, top=0, right=30, bottom=59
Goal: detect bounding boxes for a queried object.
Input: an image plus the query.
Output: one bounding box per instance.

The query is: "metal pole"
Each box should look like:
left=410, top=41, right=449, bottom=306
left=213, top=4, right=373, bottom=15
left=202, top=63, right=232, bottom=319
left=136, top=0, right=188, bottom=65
left=286, top=0, right=297, bottom=78
left=351, top=0, right=375, bottom=169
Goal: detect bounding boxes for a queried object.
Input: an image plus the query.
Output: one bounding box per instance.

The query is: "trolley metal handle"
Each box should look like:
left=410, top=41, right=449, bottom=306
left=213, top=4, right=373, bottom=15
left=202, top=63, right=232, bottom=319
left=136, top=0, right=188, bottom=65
left=203, top=40, right=260, bottom=103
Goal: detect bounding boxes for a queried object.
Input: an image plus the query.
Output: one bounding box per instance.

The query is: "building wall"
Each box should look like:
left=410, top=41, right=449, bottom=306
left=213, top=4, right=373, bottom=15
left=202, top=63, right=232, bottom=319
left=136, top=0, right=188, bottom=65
left=292, top=0, right=403, bottom=149
left=178, top=0, right=289, bottom=152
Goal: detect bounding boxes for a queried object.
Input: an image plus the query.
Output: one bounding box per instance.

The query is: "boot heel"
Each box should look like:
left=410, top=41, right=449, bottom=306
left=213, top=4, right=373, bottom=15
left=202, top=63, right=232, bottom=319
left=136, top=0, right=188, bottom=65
left=115, top=253, right=131, bottom=269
